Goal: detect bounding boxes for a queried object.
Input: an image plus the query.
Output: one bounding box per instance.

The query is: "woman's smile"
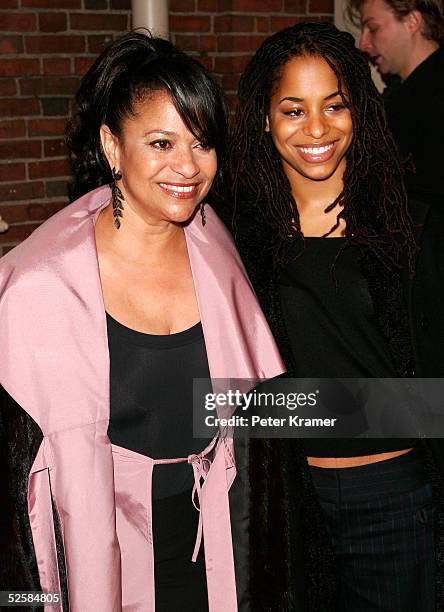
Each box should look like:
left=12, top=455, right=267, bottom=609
left=158, top=182, right=201, bottom=198
left=294, top=140, right=339, bottom=163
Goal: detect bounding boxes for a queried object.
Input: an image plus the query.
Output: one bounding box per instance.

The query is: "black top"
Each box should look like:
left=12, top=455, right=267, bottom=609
left=106, top=313, right=212, bottom=499
left=278, top=238, right=415, bottom=456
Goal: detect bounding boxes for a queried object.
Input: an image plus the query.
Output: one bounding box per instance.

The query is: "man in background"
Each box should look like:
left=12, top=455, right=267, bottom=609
left=347, top=0, right=444, bottom=203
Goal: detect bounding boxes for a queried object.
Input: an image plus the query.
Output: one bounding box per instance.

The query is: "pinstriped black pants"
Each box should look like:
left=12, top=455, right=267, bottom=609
left=310, top=450, right=435, bottom=612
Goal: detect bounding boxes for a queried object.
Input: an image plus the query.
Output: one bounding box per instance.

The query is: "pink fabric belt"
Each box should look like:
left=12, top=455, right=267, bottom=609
left=152, top=434, right=219, bottom=564
left=151, top=435, right=238, bottom=611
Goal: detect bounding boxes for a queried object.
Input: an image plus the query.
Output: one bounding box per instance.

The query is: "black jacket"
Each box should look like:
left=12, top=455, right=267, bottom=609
left=384, top=47, right=444, bottom=205
left=226, top=197, right=444, bottom=611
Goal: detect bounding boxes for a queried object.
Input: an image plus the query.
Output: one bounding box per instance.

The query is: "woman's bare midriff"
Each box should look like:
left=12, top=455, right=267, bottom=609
left=306, top=448, right=414, bottom=468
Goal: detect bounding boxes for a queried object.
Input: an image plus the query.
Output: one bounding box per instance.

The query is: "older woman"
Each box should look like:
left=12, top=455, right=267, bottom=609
left=221, top=22, right=444, bottom=611
left=0, top=33, right=283, bottom=612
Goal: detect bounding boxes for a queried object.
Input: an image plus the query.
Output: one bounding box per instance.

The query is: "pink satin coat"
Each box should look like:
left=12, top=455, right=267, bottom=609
left=0, top=185, right=285, bottom=611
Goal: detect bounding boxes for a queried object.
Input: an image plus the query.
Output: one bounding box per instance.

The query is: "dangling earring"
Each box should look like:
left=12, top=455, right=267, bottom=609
left=111, top=167, right=124, bottom=229
left=200, top=201, right=206, bottom=227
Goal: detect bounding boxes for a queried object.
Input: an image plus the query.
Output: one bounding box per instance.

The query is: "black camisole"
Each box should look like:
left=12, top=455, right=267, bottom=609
left=279, top=238, right=416, bottom=457
left=106, top=313, right=212, bottom=499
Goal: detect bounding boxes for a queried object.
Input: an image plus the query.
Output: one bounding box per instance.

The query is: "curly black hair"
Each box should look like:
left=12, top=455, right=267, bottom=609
left=225, top=21, right=417, bottom=272
left=66, top=31, right=228, bottom=202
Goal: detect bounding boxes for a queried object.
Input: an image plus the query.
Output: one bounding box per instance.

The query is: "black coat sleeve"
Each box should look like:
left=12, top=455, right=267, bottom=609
left=0, top=385, right=43, bottom=592
left=410, top=200, right=444, bottom=377
left=0, top=386, right=70, bottom=611
left=229, top=433, right=250, bottom=612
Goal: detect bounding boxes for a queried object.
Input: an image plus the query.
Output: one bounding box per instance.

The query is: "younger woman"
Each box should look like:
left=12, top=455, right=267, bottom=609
left=223, top=22, right=444, bottom=611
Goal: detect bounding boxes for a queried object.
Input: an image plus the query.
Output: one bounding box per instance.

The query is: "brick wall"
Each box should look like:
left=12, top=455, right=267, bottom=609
left=0, top=0, right=131, bottom=255
left=169, top=0, right=334, bottom=112
left=0, top=0, right=333, bottom=255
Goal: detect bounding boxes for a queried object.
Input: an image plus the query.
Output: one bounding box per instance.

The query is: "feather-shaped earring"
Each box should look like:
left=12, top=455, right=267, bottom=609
left=111, top=167, right=124, bottom=229
left=200, top=201, right=206, bottom=227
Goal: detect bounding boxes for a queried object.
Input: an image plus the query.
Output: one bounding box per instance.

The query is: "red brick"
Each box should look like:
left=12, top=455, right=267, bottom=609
left=74, top=57, right=95, bottom=75
left=0, top=13, right=36, bottom=31
left=0, top=98, right=40, bottom=117
left=70, top=13, right=128, bottom=31
left=285, top=0, right=307, bottom=9
left=47, top=200, right=68, bottom=214
left=26, top=35, right=85, bottom=54
left=20, top=76, right=79, bottom=96
left=0, top=0, right=18, bottom=7
left=200, top=35, right=216, bottom=52
left=218, top=0, right=282, bottom=10
left=221, top=73, right=240, bottom=91
left=0, top=181, right=44, bottom=202
left=0, top=79, right=17, bottom=96
left=29, top=159, right=70, bottom=179
left=197, top=0, right=217, bottom=9
left=41, top=98, right=69, bottom=116
left=174, top=34, right=216, bottom=54
left=270, top=15, right=305, bottom=30
left=46, top=180, right=68, bottom=197
left=169, top=15, right=211, bottom=32
left=0, top=202, right=64, bottom=223
left=0, top=163, right=25, bottom=182
left=39, top=13, right=68, bottom=32
left=29, top=201, right=66, bottom=221
left=217, top=34, right=267, bottom=52
left=28, top=118, right=66, bottom=137
left=42, top=58, right=71, bottom=75
left=0, top=204, right=30, bottom=224
left=0, top=120, right=26, bottom=139
left=174, top=35, right=200, bottom=52
left=214, top=55, right=251, bottom=73
left=0, top=59, right=39, bottom=77
left=214, top=15, right=255, bottom=33
left=44, top=138, right=67, bottom=157
left=195, top=56, right=214, bottom=71
left=22, top=0, right=80, bottom=7
left=175, top=34, right=216, bottom=53
left=170, top=0, right=195, bottom=9
left=225, top=92, right=238, bottom=113
left=0, top=140, right=41, bottom=159
left=20, top=78, right=41, bottom=96
left=88, top=34, right=112, bottom=54
left=308, top=0, right=334, bottom=11
left=0, top=223, right=41, bottom=243
left=0, top=36, right=24, bottom=54
left=256, top=17, right=269, bottom=32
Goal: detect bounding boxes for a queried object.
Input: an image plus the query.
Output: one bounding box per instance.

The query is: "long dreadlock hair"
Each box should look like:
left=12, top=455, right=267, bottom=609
left=226, top=21, right=417, bottom=272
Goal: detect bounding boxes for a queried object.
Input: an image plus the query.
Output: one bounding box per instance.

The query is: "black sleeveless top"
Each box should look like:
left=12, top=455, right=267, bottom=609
left=106, top=313, right=212, bottom=499
left=279, top=238, right=415, bottom=456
